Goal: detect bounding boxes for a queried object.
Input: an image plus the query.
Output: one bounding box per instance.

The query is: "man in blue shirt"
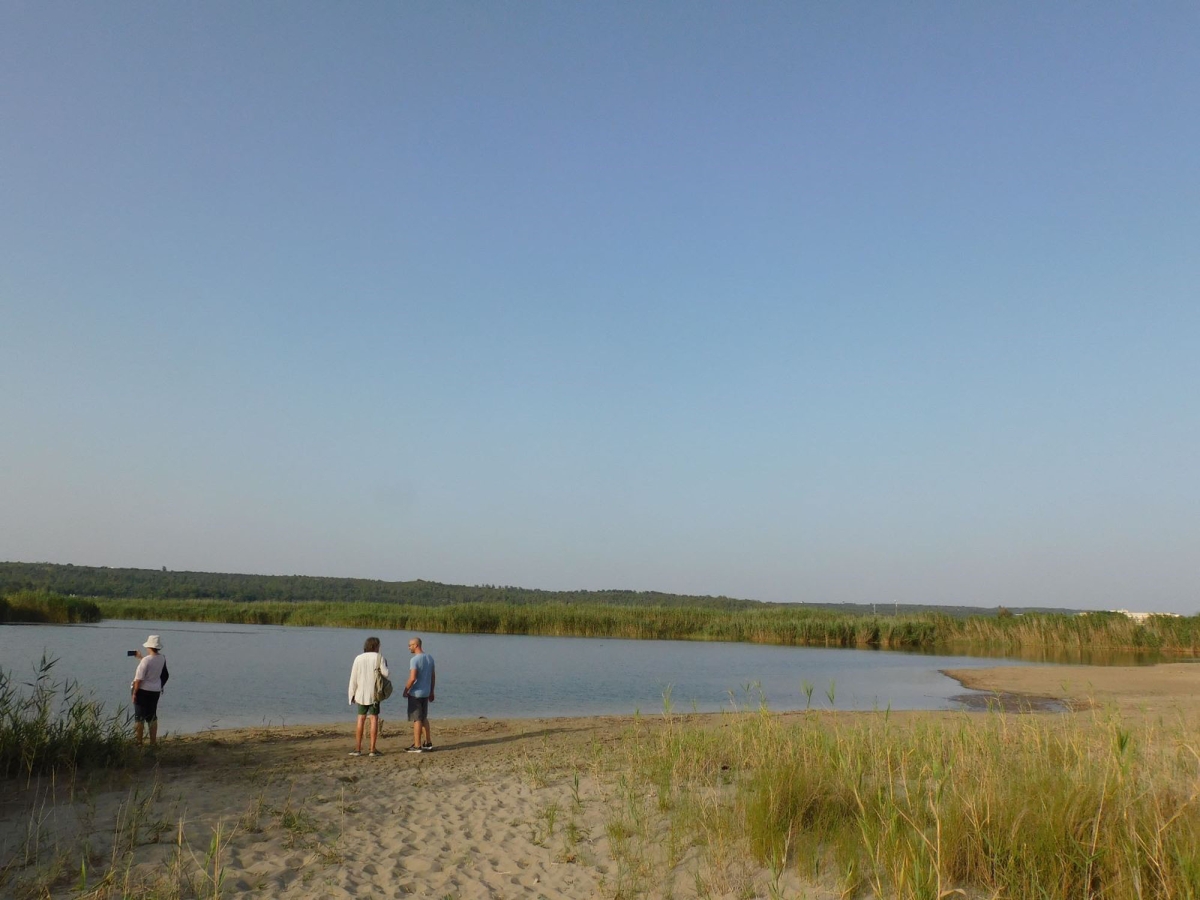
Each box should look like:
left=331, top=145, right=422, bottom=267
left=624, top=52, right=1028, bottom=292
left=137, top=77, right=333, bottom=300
left=403, top=636, right=436, bottom=752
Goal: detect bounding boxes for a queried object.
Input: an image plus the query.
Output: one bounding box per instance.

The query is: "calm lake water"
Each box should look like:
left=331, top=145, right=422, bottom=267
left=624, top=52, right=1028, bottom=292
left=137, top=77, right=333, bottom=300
left=1, top=619, right=1049, bottom=734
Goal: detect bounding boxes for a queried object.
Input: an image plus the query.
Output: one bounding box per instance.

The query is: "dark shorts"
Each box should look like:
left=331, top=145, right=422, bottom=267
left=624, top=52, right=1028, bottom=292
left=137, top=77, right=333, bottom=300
left=356, top=702, right=380, bottom=716
left=133, top=689, right=161, bottom=723
left=407, top=696, right=429, bottom=722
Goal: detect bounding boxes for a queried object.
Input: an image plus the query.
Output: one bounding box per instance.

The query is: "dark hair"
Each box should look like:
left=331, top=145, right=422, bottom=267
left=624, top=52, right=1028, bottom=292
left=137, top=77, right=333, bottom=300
left=364, top=636, right=381, bottom=653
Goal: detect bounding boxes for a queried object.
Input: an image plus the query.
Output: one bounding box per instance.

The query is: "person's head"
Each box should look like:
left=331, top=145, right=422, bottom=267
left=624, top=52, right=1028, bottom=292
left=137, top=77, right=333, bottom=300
left=408, top=636, right=423, bottom=654
left=364, top=636, right=381, bottom=653
left=143, top=635, right=163, bottom=654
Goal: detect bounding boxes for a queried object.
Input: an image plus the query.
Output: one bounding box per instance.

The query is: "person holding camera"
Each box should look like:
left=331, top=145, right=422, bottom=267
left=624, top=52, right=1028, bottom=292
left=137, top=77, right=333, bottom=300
left=130, top=635, right=169, bottom=747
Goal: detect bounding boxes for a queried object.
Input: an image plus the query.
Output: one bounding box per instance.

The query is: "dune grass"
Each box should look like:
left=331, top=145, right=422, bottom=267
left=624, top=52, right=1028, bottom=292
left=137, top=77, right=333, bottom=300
left=92, top=596, right=1200, bottom=656
left=608, top=703, right=1200, bottom=899
left=0, top=656, right=133, bottom=779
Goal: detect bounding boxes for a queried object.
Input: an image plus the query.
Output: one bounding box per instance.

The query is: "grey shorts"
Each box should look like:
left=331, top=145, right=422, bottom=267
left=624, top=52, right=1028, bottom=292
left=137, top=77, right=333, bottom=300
left=407, top=696, right=429, bottom=722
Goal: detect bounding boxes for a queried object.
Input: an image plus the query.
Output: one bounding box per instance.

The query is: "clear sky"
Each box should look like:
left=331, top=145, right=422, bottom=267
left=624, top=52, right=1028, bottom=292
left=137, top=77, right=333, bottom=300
left=2, top=3, right=1197, bottom=612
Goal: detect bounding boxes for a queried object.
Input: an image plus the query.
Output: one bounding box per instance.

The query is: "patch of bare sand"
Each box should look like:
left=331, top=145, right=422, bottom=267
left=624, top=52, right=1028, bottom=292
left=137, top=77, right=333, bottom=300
left=1, top=716, right=642, bottom=899
left=943, top=661, right=1200, bottom=719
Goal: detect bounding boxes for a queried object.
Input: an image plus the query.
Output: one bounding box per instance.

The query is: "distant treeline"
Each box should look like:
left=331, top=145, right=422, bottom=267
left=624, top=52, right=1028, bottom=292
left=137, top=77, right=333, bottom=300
left=3, top=560, right=1195, bottom=654
left=0, top=562, right=766, bottom=610
left=0, top=562, right=1079, bottom=619
left=91, top=598, right=1200, bottom=655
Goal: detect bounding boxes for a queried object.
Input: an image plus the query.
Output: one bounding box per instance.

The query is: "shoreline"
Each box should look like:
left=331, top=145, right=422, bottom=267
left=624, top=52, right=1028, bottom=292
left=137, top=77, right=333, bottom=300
left=130, top=657, right=1200, bottom=743
left=942, top=660, right=1200, bottom=718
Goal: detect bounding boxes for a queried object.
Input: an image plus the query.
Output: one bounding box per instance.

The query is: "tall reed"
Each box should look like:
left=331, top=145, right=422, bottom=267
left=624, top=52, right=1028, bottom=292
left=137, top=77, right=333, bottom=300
left=0, top=655, right=133, bottom=778
left=1, top=590, right=102, bottom=624
left=93, top=597, right=1200, bottom=655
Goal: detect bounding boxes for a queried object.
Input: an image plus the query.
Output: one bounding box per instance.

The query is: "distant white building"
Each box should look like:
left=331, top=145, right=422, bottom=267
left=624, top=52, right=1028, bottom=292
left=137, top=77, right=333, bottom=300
left=1112, top=609, right=1181, bottom=622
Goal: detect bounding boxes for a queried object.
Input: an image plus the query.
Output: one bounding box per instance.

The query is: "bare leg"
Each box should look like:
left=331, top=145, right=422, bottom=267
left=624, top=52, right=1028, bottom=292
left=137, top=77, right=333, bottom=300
left=368, top=715, right=379, bottom=753
left=135, top=721, right=144, bottom=746
left=420, top=720, right=431, bottom=746
left=412, top=719, right=422, bottom=749
left=355, top=715, right=366, bottom=752
left=149, top=721, right=158, bottom=746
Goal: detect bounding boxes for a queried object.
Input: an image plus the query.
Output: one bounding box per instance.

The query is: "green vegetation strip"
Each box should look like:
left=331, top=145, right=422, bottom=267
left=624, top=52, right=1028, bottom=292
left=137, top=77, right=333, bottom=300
left=0, top=590, right=101, bottom=624
left=88, top=597, right=1200, bottom=653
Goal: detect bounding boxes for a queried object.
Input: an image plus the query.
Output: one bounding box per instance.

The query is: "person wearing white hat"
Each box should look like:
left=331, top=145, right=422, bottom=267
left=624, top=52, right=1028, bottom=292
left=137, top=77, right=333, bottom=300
left=131, top=635, right=169, bottom=747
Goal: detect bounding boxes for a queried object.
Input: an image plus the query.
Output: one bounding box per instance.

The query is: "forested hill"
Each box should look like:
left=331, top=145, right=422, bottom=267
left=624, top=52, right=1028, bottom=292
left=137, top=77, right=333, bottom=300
left=0, top=562, right=767, bottom=609
left=0, top=562, right=1082, bottom=618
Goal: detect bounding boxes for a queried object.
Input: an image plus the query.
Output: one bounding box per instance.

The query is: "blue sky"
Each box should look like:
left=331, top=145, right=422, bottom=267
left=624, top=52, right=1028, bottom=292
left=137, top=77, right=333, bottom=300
left=2, top=3, right=1197, bottom=612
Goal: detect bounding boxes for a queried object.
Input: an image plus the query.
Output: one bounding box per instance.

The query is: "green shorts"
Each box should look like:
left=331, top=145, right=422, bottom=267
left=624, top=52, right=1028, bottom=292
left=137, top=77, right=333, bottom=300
left=356, top=702, right=380, bottom=716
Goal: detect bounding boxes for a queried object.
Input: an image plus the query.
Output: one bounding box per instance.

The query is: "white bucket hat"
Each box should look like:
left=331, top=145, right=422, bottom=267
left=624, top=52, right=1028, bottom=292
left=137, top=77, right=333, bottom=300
left=143, top=635, right=163, bottom=650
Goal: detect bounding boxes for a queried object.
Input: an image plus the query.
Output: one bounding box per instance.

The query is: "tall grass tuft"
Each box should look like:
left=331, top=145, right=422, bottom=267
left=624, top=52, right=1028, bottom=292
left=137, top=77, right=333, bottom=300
left=626, top=707, right=1200, bottom=899
left=0, top=655, right=133, bottom=778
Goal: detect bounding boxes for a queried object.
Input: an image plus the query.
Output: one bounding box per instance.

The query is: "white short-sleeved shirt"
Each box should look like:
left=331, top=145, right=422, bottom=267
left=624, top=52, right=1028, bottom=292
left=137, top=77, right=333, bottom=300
left=134, top=653, right=166, bottom=692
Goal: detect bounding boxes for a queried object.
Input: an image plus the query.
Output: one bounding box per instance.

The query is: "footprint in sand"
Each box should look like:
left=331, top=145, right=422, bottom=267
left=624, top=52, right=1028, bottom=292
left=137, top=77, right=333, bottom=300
left=402, top=857, right=434, bottom=874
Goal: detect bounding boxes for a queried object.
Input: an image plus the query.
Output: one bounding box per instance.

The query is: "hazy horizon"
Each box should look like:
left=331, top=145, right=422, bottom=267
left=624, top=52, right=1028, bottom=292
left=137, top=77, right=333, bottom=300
left=3, top=5, right=1197, bottom=614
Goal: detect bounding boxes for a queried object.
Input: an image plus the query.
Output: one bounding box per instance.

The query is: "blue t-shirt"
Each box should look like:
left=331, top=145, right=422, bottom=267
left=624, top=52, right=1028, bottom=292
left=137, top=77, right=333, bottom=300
left=409, top=653, right=434, bottom=698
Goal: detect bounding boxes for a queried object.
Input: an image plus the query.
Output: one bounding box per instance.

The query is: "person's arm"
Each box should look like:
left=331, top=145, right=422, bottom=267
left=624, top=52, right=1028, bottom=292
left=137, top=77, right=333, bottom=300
left=348, top=659, right=358, bottom=705
left=404, top=664, right=417, bottom=696
left=429, top=666, right=435, bottom=703
left=380, top=656, right=389, bottom=678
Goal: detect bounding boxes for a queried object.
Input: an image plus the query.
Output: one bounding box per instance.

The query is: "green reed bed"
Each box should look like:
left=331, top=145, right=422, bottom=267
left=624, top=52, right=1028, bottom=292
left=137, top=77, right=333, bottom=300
left=937, top=611, right=1200, bottom=655
left=0, top=656, right=133, bottom=779
left=1, top=590, right=102, bottom=624
left=95, top=597, right=948, bottom=647
left=616, top=707, right=1200, bottom=899
left=93, top=597, right=1200, bottom=655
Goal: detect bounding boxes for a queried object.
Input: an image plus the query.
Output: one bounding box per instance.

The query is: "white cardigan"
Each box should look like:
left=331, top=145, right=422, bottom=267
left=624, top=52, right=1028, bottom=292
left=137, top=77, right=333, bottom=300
left=348, top=651, right=390, bottom=705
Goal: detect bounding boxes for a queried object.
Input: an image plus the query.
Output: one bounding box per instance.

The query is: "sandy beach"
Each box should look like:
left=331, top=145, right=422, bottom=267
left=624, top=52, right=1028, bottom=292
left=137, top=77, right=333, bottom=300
left=4, top=662, right=1199, bottom=899
left=942, top=660, right=1200, bottom=719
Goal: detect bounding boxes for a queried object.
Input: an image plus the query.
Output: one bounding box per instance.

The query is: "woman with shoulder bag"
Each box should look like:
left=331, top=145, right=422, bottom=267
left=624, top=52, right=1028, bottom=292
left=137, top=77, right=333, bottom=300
left=347, top=636, right=389, bottom=757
